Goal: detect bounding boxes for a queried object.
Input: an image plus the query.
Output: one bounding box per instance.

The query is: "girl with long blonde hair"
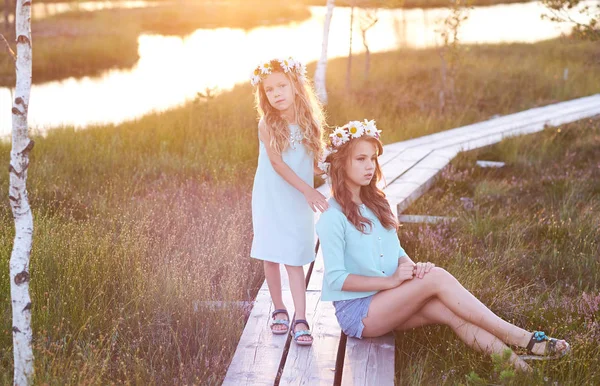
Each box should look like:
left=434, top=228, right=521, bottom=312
left=250, top=57, right=327, bottom=345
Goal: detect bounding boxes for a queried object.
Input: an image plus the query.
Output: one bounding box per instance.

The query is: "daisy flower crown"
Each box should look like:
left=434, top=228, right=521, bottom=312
left=250, top=56, right=307, bottom=87
left=318, top=119, right=382, bottom=177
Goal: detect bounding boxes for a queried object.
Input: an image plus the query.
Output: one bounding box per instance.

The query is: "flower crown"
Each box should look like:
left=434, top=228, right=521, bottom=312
left=250, top=56, right=307, bottom=86
left=318, top=119, right=382, bottom=177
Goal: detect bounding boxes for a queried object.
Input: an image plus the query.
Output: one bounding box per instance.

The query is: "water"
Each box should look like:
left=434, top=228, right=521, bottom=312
left=0, top=1, right=590, bottom=135
left=20, top=1, right=154, bottom=21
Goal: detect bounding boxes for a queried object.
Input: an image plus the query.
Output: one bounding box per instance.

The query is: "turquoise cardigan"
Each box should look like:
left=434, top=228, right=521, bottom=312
left=316, top=199, right=409, bottom=302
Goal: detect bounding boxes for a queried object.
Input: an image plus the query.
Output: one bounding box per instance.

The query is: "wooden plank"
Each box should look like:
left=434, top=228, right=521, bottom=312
left=279, top=293, right=341, bottom=385
left=383, top=181, right=421, bottom=202
left=224, top=94, right=600, bottom=386
left=412, top=153, right=452, bottom=171
left=439, top=103, right=600, bottom=155
left=456, top=98, right=600, bottom=142
left=476, top=160, right=505, bottom=168
left=380, top=157, right=419, bottom=189
left=395, top=166, right=441, bottom=186
left=382, top=95, right=600, bottom=170
left=398, top=214, right=456, bottom=224
left=399, top=95, right=600, bottom=158
left=341, top=334, right=396, bottom=386
left=307, top=247, right=325, bottom=292
left=222, top=288, right=294, bottom=385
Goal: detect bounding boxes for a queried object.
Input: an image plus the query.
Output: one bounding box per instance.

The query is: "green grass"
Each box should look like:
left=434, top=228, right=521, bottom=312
left=324, top=38, right=600, bottom=143
left=0, top=0, right=310, bottom=87
left=0, top=38, right=598, bottom=383
left=397, top=118, right=600, bottom=384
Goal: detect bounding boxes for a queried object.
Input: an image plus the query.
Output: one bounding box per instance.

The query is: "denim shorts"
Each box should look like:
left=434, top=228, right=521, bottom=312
left=333, top=295, right=375, bottom=339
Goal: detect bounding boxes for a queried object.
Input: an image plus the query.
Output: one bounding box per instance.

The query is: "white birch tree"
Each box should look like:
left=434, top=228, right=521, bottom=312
left=314, top=0, right=335, bottom=104
left=5, top=0, right=34, bottom=384
left=346, top=0, right=356, bottom=90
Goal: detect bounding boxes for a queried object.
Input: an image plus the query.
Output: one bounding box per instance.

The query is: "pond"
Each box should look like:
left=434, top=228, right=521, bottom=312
left=0, top=1, right=589, bottom=136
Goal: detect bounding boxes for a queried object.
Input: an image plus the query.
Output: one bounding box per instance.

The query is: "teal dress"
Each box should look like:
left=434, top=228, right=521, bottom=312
left=250, top=123, right=315, bottom=266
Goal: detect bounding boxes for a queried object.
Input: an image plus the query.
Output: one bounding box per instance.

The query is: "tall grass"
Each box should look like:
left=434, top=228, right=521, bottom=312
left=0, top=182, right=262, bottom=384
left=398, top=118, right=600, bottom=384
left=324, top=38, right=600, bottom=143
left=0, top=38, right=598, bottom=383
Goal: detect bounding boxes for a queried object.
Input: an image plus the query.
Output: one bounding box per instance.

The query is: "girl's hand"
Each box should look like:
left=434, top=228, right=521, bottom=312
left=304, top=188, right=329, bottom=213
left=314, top=165, right=325, bottom=176
left=413, top=262, right=435, bottom=279
left=388, top=261, right=415, bottom=288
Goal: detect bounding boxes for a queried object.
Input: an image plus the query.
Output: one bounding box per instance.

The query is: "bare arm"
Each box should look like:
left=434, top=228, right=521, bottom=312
left=259, top=120, right=328, bottom=212
left=342, top=256, right=416, bottom=292
left=341, top=274, right=397, bottom=292
left=398, top=255, right=414, bottom=266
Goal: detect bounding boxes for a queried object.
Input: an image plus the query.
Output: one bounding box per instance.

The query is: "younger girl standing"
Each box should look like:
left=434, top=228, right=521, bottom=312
left=250, top=57, right=327, bottom=346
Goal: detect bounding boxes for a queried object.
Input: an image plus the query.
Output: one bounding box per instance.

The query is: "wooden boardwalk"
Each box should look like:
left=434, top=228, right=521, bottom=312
left=223, top=94, right=600, bottom=385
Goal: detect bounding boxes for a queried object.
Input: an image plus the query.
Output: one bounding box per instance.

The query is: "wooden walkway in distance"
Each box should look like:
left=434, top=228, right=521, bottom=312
left=223, top=94, right=600, bottom=385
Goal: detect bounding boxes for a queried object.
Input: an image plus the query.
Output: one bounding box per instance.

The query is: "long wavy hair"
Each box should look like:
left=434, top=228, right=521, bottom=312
left=254, top=61, right=324, bottom=163
left=326, top=136, right=398, bottom=233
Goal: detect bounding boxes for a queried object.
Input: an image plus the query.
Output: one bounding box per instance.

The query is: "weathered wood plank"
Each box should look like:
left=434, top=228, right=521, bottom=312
left=307, top=247, right=325, bottom=293
left=222, top=288, right=294, bottom=385
left=279, top=292, right=341, bottom=385
left=341, top=334, right=396, bottom=386
left=476, top=160, right=505, bottom=168
left=225, top=94, right=600, bottom=386
left=398, top=214, right=456, bottom=224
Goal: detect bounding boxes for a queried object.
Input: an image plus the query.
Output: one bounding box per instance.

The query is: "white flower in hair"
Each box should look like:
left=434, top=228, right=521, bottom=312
left=279, top=57, right=295, bottom=72
left=318, top=160, right=330, bottom=177
left=363, top=119, right=381, bottom=138
left=250, top=73, right=262, bottom=87
left=250, top=56, right=307, bottom=86
left=323, top=147, right=336, bottom=159
left=346, top=121, right=365, bottom=138
left=259, top=61, right=272, bottom=75
left=295, top=61, right=307, bottom=79
left=330, top=127, right=350, bottom=147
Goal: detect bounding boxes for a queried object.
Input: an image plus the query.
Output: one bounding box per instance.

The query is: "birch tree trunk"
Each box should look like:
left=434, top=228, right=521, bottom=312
left=9, top=0, right=34, bottom=384
left=314, top=0, right=335, bottom=104
left=346, top=1, right=355, bottom=90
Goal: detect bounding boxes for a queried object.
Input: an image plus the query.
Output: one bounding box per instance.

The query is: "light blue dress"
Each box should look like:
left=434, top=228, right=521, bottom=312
left=250, top=123, right=316, bottom=266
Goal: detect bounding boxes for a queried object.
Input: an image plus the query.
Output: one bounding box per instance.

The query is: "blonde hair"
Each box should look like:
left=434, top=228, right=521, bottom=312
left=254, top=62, right=325, bottom=163
left=326, top=136, right=398, bottom=233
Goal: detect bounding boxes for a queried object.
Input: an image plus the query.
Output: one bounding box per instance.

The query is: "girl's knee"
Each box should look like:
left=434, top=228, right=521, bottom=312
left=428, top=267, right=450, bottom=280
left=264, top=260, right=279, bottom=268
left=419, top=267, right=451, bottom=291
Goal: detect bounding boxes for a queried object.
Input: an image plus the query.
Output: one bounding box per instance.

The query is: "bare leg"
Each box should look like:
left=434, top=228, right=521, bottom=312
left=392, top=299, right=531, bottom=372
left=363, top=267, right=564, bottom=354
left=285, top=265, right=312, bottom=343
left=264, top=261, right=287, bottom=332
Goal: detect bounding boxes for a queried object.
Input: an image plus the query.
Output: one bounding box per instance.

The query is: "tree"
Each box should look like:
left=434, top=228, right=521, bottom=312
left=542, top=0, right=600, bottom=40
left=359, top=8, right=378, bottom=80
left=315, top=0, right=335, bottom=104
left=3, top=0, right=34, bottom=384
left=346, top=0, right=356, bottom=90
left=437, top=0, right=470, bottom=113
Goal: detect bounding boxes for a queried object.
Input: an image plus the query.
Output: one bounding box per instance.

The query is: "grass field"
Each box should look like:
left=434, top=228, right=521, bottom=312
left=396, top=118, right=600, bottom=384
left=0, top=37, right=598, bottom=383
